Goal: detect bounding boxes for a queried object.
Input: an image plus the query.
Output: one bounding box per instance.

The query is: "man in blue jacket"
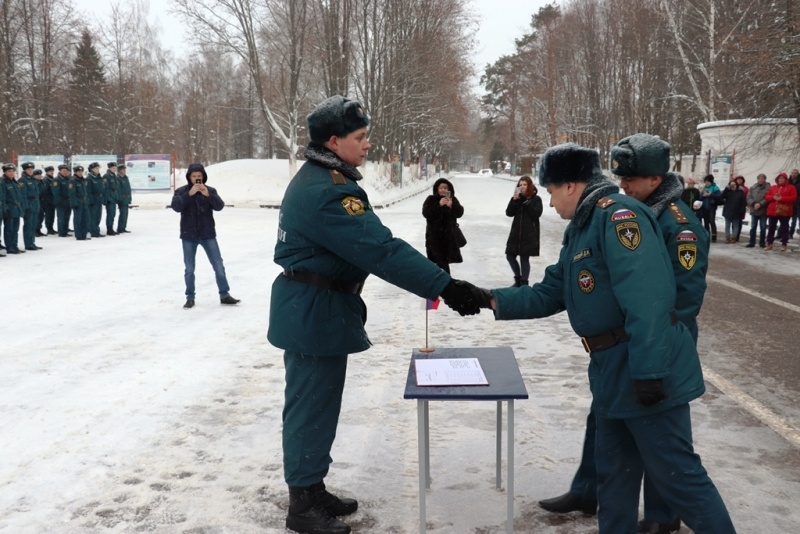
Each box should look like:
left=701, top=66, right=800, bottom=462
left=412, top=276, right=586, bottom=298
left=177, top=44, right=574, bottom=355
left=171, top=163, right=239, bottom=309
left=461, top=143, right=734, bottom=533
left=268, top=95, right=476, bottom=534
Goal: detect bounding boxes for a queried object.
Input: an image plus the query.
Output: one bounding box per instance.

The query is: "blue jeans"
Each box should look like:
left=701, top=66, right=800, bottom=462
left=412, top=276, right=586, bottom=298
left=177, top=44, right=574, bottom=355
left=749, top=213, right=767, bottom=246
left=723, top=217, right=739, bottom=240
left=181, top=237, right=231, bottom=299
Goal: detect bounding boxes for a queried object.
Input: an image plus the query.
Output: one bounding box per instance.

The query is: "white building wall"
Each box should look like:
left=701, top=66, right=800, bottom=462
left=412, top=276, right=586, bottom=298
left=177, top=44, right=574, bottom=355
left=696, top=119, right=800, bottom=184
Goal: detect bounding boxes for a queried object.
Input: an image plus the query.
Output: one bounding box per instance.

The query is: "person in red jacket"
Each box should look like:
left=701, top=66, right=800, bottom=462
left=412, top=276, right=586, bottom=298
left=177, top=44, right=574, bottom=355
left=765, top=172, right=798, bottom=251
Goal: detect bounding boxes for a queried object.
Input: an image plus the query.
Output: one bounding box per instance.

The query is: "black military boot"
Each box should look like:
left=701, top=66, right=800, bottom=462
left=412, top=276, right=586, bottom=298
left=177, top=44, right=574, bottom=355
left=513, top=276, right=522, bottom=287
left=519, top=279, right=529, bottom=287
left=286, top=485, right=351, bottom=534
left=539, top=492, right=597, bottom=515
left=311, top=481, right=358, bottom=516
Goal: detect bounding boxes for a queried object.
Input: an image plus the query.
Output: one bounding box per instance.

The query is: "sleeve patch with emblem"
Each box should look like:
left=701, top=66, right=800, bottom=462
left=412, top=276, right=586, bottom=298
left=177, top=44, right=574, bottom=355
left=342, top=196, right=366, bottom=216
left=678, top=244, right=697, bottom=270
left=676, top=230, right=697, bottom=242
left=610, top=208, right=636, bottom=221
left=616, top=222, right=641, bottom=250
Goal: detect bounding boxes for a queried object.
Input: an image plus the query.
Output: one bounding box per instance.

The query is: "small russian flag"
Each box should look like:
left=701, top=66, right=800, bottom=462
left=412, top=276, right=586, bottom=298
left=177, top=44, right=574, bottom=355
left=425, top=298, right=441, bottom=310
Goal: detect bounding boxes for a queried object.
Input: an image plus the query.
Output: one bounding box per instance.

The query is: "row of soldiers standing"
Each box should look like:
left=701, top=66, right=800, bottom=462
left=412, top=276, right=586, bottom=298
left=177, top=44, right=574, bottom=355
left=1, top=161, right=132, bottom=256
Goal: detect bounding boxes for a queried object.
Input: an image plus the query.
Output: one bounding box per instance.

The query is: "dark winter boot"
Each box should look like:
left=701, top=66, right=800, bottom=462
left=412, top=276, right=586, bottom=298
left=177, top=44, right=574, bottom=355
left=513, top=276, right=522, bottom=287
left=286, top=485, right=351, bottom=534
left=311, top=481, right=358, bottom=516
left=519, top=279, right=529, bottom=287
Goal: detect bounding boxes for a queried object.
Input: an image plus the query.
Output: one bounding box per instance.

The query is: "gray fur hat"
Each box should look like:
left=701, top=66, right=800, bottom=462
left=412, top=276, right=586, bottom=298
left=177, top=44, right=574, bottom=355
left=538, top=143, right=605, bottom=186
left=307, top=95, right=370, bottom=143
left=610, top=133, right=670, bottom=177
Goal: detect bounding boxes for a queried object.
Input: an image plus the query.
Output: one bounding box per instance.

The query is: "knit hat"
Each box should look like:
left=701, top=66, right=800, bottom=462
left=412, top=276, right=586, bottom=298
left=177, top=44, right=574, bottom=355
left=307, top=95, right=370, bottom=143
left=610, top=133, right=670, bottom=177
left=538, top=143, right=605, bottom=187
left=186, top=163, right=208, bottom=184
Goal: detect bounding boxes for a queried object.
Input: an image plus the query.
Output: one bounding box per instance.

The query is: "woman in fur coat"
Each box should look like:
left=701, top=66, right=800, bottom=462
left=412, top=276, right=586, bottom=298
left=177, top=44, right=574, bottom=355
left=422, top=178, right=464, bottom=273
left=505, top=175, right=543, bottom=286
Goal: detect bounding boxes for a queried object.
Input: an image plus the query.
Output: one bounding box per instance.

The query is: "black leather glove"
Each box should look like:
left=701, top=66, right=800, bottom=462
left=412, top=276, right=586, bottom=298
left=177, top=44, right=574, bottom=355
left=633, top=379, right=666, bottom=406
left=440, top=279, right=484, bottom=316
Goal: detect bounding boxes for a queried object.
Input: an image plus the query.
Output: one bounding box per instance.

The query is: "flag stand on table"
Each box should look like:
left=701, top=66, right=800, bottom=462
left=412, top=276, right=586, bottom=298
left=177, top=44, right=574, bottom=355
left=419, top=298, right=439, bottom=352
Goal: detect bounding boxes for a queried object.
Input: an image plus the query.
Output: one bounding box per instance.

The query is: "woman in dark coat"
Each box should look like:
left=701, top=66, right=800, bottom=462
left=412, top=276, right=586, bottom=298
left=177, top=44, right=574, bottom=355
left=422, top=178, right=464, bottom=273
left=505, top=175, right=543, bottom=286
left=719, top=178, right=747, bottom=243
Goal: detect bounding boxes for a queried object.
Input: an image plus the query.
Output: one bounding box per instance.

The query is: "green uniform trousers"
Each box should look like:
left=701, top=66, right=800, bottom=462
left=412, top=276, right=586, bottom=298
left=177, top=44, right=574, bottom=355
left=282, top=351, right=348, bottom=487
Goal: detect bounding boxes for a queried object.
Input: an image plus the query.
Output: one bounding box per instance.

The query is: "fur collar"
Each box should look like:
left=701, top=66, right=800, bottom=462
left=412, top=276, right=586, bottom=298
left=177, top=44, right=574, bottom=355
left=568, top=177, right=620, bottom=232
left=304, top=142, right=363, bottom=182
left=644, top=172, right=684, bottom=216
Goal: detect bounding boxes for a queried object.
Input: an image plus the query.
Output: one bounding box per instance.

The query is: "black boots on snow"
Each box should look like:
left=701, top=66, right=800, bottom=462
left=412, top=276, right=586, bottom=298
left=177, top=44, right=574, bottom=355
left=286, top=482, right=357, bottom=534
left=513, top=276, right=530, bottom=287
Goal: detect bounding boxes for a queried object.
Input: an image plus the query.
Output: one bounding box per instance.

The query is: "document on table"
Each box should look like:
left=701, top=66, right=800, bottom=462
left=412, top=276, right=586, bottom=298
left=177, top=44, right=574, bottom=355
left=414, top=358, right=489, bottom=386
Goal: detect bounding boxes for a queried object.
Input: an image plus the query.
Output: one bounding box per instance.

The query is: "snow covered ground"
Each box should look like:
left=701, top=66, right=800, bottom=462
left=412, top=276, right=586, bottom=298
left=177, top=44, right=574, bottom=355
left=2, top=164, right=799, bottom=533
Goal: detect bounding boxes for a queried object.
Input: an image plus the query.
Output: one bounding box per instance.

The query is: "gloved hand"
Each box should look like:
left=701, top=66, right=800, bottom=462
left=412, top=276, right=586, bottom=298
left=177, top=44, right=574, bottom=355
left=633, top=379, right=666, bottom=406
left=440, top=279, right=484, bottom=316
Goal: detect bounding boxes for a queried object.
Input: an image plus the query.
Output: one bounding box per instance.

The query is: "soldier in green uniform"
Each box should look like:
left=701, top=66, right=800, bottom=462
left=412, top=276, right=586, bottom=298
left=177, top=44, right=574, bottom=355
left=52, top=164, right=73, bottom=237
left=86, top=162, right=106, bottom=238
left=68, top=165, right=91, bottom=240
left=2, top=164, right=25, bottom=253
left=462, top=143, right=734, bottom=533
left=268, top=95, right=476, bottom=534
left=538, top=134, right=710, bottom=534
left=18, top=162, right=42, bottom=251
left=39, top=166, right=57, bottom=235
left=104, top=161, right=119, bottom=235
left=116, top=164, right=131, bottom=233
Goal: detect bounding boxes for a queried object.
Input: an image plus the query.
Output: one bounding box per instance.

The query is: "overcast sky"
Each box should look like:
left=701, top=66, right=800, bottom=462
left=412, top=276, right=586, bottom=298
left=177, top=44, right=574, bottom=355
left=71, top=0, right=553, bottom=76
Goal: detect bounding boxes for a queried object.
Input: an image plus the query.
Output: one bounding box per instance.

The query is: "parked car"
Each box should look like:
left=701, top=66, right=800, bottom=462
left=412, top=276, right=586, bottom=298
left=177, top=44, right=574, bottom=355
left=478, top=169, right=492, bottom=176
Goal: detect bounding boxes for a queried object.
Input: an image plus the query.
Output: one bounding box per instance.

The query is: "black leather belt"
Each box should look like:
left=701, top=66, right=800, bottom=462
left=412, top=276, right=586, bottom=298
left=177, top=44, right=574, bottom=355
left=580, top=312, right=678, bottom=353
left=580, top=326, right=629, bottom=353
left=283, top=270, right=364, bottom=295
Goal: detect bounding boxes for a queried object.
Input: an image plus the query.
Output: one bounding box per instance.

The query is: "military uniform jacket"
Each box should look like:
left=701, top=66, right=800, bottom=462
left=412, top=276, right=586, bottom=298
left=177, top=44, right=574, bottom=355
left=117, top=175, right=132, bottom=205
left=492, top=192, right=704, bottom=419
left=657, top=199, right=708, bottom=342
left=68, top=176, right=90, bottom=209
left=52, top=176, right=71, bottom=207
left=2, top=177, right=24, bottom=218
left=104, top=171, right=119, bottom=203
left=268, top=155, right=450, bottom=357
left=41, top=176, right=56, bottom=206
left=18, top=175, right=37, bottom=211
left=87, top=172, right=106, bottom=205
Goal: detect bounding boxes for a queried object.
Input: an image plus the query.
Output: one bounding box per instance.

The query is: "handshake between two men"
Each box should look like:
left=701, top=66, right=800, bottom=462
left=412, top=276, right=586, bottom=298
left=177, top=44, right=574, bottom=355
left=439, top=279, right=494, bottom=316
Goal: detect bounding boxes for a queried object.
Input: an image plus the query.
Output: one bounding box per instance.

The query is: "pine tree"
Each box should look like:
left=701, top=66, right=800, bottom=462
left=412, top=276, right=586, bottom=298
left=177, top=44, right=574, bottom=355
left=67, top=30, right=108, bottom=153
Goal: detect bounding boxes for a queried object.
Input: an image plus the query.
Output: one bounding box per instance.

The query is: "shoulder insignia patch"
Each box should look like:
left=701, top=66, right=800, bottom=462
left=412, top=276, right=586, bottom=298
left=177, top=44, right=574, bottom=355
left=610, top=208, right=636, bottom=221
left=616, top=222, right=641, bottom=251
left=330, top=169, right=347, bottom=185
left=53, top=181, right=58, bottom=187
left=668, top=202, right=688, bottom=223
left=342, top=196, right=366, bottom=216
left=68, top=183, right=73, bottom=189
left=676, top=230, right=698, bottom=242
left=678, top=244, right=697, bottom=270
left=597, top=197, right=616, bottom=209
left=578, top=269, right=595, bottom=293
